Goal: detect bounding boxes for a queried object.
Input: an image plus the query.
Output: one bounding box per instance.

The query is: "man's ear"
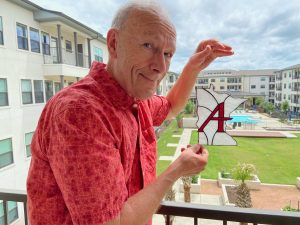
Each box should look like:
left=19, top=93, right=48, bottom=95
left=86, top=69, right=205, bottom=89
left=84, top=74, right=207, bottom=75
left=107, top=29, right=118, bottom=58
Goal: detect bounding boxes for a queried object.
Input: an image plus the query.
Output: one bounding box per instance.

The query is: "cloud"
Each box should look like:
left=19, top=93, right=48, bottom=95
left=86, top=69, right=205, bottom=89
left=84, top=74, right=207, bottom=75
left=31, top=0, right=300, bottom=72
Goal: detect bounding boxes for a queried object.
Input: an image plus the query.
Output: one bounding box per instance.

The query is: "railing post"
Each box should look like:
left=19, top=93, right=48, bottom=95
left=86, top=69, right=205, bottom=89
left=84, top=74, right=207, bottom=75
left=166, top=215, right=170, bottom=225
left=24, top=201, right=28, bottom=225
left=3, top=200, right=8, bottom=225
left=193, top=217, right=198, bottom=225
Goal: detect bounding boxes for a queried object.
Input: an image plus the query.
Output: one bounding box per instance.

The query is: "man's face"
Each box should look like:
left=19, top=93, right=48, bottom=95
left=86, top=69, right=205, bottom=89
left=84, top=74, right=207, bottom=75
left=113, top=11, right=176, bottom=99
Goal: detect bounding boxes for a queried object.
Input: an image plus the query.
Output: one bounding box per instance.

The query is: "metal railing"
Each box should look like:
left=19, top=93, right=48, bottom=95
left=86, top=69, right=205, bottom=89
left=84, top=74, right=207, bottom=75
left=1, top=189, right=300, bottom=225
left=157, top=201, right=300, bottom=225
left=0, top=188, right=27, bottom=225
left=43, top=47, right=89, bottom=68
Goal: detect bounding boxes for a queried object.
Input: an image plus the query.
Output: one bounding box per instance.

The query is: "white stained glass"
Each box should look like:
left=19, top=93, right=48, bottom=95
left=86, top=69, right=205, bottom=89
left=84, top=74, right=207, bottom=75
left=0, top=138, right=12, bottom=154
left=21, top=79, right=32, bottom=92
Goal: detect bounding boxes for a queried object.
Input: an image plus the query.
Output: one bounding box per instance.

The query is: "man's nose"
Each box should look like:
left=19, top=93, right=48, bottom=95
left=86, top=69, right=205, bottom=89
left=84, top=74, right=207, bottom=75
left=150, top=52, right=167, bottom=74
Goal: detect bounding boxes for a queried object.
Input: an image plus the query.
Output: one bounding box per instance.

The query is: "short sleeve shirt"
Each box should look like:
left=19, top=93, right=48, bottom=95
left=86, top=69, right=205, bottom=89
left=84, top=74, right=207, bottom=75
left=26, top=62, right=170, bottom=225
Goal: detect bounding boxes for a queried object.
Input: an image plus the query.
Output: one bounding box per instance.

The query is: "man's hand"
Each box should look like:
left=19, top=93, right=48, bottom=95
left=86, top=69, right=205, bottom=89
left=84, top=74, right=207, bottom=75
left=185, top=39, right=234, bottom=74
left=173, top=144, right=209, bottom=178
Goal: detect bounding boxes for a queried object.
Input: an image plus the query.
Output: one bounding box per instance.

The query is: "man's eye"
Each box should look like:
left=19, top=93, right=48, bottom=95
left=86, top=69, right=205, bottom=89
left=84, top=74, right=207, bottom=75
left=143, top=43, right=152, bottom=49
left=164, top=52, right=173, bottom=58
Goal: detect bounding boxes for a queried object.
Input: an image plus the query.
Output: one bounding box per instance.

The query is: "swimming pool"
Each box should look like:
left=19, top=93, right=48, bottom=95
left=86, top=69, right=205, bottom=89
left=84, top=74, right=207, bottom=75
left=227, top=115, right=261, bottom=124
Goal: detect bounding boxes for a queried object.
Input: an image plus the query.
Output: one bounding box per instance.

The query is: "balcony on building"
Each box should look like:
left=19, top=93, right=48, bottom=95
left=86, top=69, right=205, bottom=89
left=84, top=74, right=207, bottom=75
left=31, top=8, right=106, bottom=80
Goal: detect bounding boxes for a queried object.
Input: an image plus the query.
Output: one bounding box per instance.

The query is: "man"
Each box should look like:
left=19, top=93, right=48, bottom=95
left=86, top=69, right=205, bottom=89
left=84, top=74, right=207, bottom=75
left=27, top=2, right=233, bottom=225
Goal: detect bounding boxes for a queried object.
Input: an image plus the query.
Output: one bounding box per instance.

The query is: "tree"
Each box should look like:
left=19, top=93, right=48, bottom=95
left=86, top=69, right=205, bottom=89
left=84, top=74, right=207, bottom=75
left=232, top=163, right=256, bottom=225
left=254, top=97, right=264, bottom=108
left=164, top=187, right=176, bottom=225
left=181, top=176, right=192, bottom=202
left=184, top=100, right=195, bottom=114
left=266, top=102, right=275, bottom=115
left=176, top=112, right=183, bottom=128
left=281, top=100, right=289, bottom=113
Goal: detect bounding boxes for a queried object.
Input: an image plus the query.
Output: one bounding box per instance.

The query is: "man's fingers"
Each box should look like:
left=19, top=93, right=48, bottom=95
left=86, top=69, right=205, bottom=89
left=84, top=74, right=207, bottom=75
left=190, top=144, right=204, bottom=154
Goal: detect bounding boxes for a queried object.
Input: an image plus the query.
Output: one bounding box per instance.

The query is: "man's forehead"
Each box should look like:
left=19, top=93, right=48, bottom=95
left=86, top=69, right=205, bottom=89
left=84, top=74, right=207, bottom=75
left=125, top=8, right=176, bottom=37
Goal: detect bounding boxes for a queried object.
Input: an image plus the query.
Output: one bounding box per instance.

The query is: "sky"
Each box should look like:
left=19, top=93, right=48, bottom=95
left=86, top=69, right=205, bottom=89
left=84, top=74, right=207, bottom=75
left=30, top=0, right=300, bottom=73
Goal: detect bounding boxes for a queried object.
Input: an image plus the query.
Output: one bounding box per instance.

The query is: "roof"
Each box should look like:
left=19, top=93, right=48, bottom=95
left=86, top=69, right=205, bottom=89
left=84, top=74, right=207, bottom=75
left=275, top=64, right=300, bottom=72
left=199, top=69, right=277, bottom=78
left=10, top=0, right=106, bottom=43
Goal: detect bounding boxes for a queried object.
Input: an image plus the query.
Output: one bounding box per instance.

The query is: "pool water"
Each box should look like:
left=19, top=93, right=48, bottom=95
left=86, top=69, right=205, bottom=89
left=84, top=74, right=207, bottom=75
left=227, top=115, right=261, bottom=124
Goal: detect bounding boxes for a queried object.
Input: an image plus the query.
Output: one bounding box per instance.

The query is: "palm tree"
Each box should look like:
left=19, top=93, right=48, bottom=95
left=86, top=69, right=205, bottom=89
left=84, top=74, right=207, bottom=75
left=181, top=176, right=192, bottom=202
left=232, top=163, right=256, bottom=225
left=164, top=187, right=176, bottom=225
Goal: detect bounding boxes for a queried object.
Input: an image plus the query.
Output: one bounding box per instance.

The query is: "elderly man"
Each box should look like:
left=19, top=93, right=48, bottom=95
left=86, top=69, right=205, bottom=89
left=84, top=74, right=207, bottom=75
left=27, top=2, right=233, bottom=225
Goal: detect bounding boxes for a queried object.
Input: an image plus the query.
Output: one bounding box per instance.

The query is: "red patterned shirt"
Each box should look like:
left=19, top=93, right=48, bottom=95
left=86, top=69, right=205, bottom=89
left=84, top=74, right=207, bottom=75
left=27, top=62, right=170, bottom=225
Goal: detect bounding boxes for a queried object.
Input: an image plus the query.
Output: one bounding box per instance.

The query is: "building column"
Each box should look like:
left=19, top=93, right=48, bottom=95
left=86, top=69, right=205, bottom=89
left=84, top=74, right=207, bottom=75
left=57, top=24, right=63, bottom=63
left=87, top=38, right=92, bottom=68
left=60, top=75, right=64, bottom=90
left=74, top=32, right=78, bottom=66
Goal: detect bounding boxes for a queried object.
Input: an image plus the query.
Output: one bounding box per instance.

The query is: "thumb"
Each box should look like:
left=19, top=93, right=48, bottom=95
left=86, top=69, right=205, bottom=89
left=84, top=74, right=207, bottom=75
left=190, top=144, right=203, bottom=154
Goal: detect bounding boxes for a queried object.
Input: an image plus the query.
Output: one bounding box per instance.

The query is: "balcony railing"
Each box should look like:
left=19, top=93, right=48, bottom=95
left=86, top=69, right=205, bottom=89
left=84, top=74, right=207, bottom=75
left=43, top=47, right=89, bottom=68
left=1, top=189, right=300, bottom=225
left=157, top=201, right=300, bottom=225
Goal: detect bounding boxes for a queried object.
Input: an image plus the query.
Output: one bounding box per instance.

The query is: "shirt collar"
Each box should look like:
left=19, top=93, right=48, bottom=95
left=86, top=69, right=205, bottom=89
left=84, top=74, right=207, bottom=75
left=89, top=62, right=137, bottom=110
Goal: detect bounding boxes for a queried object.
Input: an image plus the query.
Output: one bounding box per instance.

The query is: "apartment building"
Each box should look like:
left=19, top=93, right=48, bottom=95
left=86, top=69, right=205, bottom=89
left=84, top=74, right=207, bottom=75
left=157, top=71, right=179, bottom=96
left=188, top=69, right=276, bottom=105
left=274, top=64, right=300, bottom=113
left=0, top=0, right=108, bottom=223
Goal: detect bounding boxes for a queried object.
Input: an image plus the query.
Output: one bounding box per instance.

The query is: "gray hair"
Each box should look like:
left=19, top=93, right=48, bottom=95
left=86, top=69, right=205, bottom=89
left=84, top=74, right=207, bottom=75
left=111, top=1, right=173, bottom=30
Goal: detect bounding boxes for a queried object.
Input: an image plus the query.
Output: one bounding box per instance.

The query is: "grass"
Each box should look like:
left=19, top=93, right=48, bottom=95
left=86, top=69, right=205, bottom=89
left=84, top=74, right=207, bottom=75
left=156, top=120, right=183, bottom=175
left=156, top=160, right=172, bottom=175
left=190, top=131, right=300, bottom=185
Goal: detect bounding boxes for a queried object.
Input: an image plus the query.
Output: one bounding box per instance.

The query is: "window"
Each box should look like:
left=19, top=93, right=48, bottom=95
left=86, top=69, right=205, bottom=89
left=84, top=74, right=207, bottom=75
left=220, top=86, right=225, bottom=90
left=0, top=138, right=13, bottom=169
left=30, top=28, right=40, bottom=53
left=169, top=76, right=174, bottom=83
left=33, top=80, right=44, bottom=103
left=54, top=82, right=61, bottom=94
left=0, top=78, right=8, bottom=106
left=284, top=83, right=286, bottom=89
left=289, top=83, right=291, bottom=89
left=45, top=80, right=53, bottom=101
left=0, top=201, right=18, bottom=224
left=261, top=77, right=266, bottom=81
left=0, top=16, right=3, bottom=45
left=220, top=78, right=225, bottom=82
left=16, top=23, right=28, bottom=50
left=260, top=85, right=265, bottom=88
left=94, top=47, right=103, bottom=62
left=41, top=32, right=50, bottom=55
left=211, top=79, right=215, bottom=82
left=25, top=132, right=34, bottom=157
left=251, top=85, right=256, bottom=89
left=21, top=79, right=33, bottom=104
left=65, top=40, right=72, bottom=52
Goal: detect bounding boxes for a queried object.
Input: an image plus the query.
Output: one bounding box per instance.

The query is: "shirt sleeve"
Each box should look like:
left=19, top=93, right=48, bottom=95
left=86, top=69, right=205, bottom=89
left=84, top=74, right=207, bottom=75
left=147, top=95, right=171, bottom=126
left=48, top=105, right=127, bottom=225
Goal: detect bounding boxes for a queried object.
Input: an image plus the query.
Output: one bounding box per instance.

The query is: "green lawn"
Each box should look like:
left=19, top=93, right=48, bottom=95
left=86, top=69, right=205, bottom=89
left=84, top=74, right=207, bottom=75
left=157, top=120, right=183, bottom=157
left=190, top=131, right=300, bottom=185
left=156, top=120, right=183, bottom=175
